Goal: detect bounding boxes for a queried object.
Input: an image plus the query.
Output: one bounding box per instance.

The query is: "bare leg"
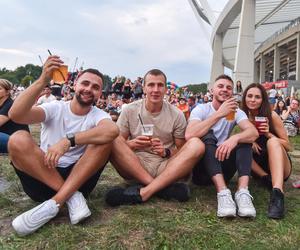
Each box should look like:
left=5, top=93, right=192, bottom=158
left=237, top=176, right=249, bottom=190
left=8, top=131, right=64, bottom=191
left=212, top=174, right=227, bottom=193
left=110, top=136, right=154, bottom=185
left=251, top=160, right=268, bottom=177
left=267, top=137, right=291, bottom=192
left=140, top=138, right=204, bottom=201
left=52, top=143, right=112, bottom=205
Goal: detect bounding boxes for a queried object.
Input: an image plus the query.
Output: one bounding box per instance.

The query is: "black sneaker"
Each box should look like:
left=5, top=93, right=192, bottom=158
left=261, top=175, right=273, bottom=190
left=267, top=188, right=284, bottom=219
left=105, top=185, right=143, bottom=207
left=156, top=183, right=190, bottom=202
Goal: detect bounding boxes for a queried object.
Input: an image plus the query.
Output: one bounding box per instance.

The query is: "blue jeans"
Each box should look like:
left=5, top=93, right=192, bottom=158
left=0, top=132, right=9, bottom=153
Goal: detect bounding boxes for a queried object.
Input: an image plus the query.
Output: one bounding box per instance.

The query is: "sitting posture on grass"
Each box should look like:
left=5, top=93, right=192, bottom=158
left=8, top=56, right=118, bottom=236
left=106, top=69, right=204, bottom=206
left=242, top=83, right=292, bottom=219
left=186, top=74, right=258, bottom=218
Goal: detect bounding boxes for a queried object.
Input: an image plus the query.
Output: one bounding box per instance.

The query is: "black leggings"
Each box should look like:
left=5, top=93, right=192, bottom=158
left=192, top=130, right=252, bottom=185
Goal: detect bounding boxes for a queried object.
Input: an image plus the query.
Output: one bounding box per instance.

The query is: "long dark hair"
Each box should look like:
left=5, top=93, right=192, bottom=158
left=274, top=100, right=287, bottom=115
left=242, top=83, right=275, bottom=134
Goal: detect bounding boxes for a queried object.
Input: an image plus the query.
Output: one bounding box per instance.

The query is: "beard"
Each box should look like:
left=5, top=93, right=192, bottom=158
left=75, top=92, right=95, bottom=107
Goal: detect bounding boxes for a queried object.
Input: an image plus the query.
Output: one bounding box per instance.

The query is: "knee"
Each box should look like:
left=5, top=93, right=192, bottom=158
left=8, top=131, right=32, bottom=155
left=267, top=137, right=281, bottom=149
left=185, top=137, right=205, bottom=158
left=201, top=131, right=218, bottom=145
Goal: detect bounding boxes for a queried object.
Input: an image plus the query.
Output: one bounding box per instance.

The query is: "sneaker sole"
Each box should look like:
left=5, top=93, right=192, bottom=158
left=237, top=211, right=256, bottom=218
left=217, top=212, right=236, bottom=218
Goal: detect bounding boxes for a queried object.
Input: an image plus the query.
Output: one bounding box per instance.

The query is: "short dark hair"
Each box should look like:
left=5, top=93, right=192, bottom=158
left=77, top=68, right=104, bottom=83
left=188, top=96, right=195, bottom=102
left=215, top=74, right=233, bottom=84
left=143, top=69, right=167, bottom=85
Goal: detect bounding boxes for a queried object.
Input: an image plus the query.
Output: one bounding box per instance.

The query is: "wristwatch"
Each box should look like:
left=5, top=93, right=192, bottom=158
left=66, top=133, right=76, bottom=147
left=163, top=148, right=171, bottom=158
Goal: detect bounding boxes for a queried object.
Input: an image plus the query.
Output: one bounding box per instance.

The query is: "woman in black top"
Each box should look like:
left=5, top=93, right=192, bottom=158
left=242, top=83, right=291, bottom=219
left=0, top=79, right=29, bottom=153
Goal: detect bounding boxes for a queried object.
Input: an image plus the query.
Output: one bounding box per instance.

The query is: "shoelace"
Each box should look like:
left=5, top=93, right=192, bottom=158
left=219, top=193, right=235, bottom=207
left=236, top=192, right=253, bottom=205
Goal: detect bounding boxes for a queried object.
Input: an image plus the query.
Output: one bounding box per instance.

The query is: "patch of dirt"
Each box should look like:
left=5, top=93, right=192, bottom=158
left=0, top=218, right=14, bottom=236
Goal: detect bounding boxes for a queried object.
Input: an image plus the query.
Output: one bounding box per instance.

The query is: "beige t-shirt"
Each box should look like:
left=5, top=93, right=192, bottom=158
left=117, top=99, right=186, bottom=156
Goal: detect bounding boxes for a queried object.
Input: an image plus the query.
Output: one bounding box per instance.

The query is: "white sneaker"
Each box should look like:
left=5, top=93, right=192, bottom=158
left=217, top=189, right=236, bottom=217
left=235, top=188, right=256, bottom=218
left=12, top=199, right=59, bottom=236
left=66, top=191, right=91, bottom=225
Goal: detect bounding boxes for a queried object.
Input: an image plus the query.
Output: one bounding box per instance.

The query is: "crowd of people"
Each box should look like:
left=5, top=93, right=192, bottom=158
left=0, top=55, right=299, bottom=237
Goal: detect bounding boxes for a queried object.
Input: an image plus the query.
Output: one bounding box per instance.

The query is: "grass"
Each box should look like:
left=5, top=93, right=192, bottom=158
left=0, top=124, right=299, bottom=249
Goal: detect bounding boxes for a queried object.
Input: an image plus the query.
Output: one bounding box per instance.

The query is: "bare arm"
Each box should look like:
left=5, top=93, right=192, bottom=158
left=281, top=107, right=290, bottom=120
left=8, top=56, right=62, bottom=124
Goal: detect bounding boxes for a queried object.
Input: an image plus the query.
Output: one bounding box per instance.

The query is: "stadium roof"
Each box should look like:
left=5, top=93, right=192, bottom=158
left=211, top=0, right=300, bottom=70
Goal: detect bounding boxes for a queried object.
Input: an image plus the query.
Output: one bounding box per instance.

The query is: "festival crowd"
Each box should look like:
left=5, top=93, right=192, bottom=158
left=0, top=55, right=299, bottom=237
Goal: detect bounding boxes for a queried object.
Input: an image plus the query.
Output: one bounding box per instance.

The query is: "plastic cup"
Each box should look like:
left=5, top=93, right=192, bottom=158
left=141, top=124, right=154, bottom=139
left=226, top=111, right=236, bottom=121
left=255, top=116, right=267, bottom=135
left=52, top=57, right=69, bottom=84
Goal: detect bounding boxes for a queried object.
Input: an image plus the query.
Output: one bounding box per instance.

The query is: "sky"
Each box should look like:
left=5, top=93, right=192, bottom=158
left=0, top=0, right=228, bottom=85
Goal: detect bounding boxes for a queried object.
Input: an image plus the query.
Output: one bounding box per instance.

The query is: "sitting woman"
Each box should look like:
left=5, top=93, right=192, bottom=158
left=274, top=99, right=287, bottom=118
left=281, top=99, right=300, bottom=137
left=0, top=79, right=29, bottom=153
left=242, top=83, right=292, bottom=219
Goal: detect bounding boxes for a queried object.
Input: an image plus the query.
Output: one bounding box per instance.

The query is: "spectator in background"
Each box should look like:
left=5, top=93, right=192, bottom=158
left=133, top=77, right=143, bottom=99
left=274, top=100, right=287, bottom=117
left=112, top=77, right=123, bottom=98
left=122, top=78, right=133, bottom=101
left=0, top=79, right=29, bottom=153
left=36, top=85, right=56, bottom=105
left=234, top=80, right=243, bottom=106
left=268, top=85, right=277, bottom=110
left=281, top=99, right=300, bottom=136
left=177, top=97, right=190, bottom=120
left=188, top=96, right=198, bottom=111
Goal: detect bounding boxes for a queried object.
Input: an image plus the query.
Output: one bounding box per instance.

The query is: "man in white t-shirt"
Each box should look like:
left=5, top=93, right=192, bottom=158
left=36, top=85, right=56, bottom=105
left=8, top=56, right=119, bottom=236
left=186, top=74, right=258, bottom=218
left=105, top=69, right=204, bottom=206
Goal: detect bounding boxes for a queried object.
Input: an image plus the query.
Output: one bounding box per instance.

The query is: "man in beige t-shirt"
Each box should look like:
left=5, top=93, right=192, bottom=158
left=106, top=69, right=204, bottom=206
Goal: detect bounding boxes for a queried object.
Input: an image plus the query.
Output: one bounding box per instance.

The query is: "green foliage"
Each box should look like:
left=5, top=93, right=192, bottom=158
left=0, top=64, right=42, bottom=85
left=103, top=74, right=112, bottom=90
left=183, top=83, right=208, bottom=94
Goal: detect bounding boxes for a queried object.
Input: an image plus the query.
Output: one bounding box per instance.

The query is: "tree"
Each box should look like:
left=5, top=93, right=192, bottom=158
left=183, top=83, right=208, bottom=94
left=21, top=75, right=34, bottom=87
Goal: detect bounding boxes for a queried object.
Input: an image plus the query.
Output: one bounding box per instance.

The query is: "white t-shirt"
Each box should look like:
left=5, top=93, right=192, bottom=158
left=269, top=89, right=277, bottom=98
left=40, top=100, right=111, bottom=168
left=189, top=102, right=248, bottom=145
left=37, top=94, right=57, bottom=105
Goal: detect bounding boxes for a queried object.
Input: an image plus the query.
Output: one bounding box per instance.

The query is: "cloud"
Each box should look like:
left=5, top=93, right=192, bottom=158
left=0, top=48, right=33, bottom=57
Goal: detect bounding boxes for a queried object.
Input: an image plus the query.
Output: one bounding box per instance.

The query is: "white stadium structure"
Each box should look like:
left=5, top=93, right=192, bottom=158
left=189, top=0, right=300, bottom=91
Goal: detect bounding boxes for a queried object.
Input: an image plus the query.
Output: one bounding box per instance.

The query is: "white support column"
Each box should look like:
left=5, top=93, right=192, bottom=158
left=209, top=33, right=224, bottom=88
left=254, top=60, right=259, bottom=83
left=296, top=33, right=300, bottom=81
left=260, top=54, right=266, bottom=83
left=273, top=45, right=280, bottom=81
left=233, top=0, right=255, bottom=88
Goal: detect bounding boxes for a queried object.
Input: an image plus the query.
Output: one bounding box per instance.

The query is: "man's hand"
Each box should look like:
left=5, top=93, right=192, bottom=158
left=252, top=142, right=262, bottom=155
left=215, top=137, right=238, bottom=161
left=217, top=97, right=238, bottom=118
left=151, top=138, right=165, bottom=157
left=128, top=135, right=152, bottom=150
left=44, top=138, right=70, bottom=168
left=39, top=56, right=63, bottom=84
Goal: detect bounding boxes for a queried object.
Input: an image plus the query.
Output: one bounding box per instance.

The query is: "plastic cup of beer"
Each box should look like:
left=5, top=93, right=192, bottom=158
left=141, top=124, right=154, bottom=139
left=255, top=116, right=267, bottom=135
left=226, top=110, right=236, bottom=121
left=52, top=57, right=69, bottom=84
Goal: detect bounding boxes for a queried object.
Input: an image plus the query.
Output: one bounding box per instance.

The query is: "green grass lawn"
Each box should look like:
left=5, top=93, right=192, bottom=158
left=0, top=125, right=299, bottom=249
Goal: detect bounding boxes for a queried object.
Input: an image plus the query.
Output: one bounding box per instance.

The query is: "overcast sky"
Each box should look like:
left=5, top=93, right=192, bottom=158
left=0, top=0, right=228, bottom=85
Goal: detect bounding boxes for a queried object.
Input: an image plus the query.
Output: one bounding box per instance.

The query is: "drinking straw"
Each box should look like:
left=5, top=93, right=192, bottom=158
left=138, top=114, right=146, bottom=132
left=47, top=49, right=52, bottom=55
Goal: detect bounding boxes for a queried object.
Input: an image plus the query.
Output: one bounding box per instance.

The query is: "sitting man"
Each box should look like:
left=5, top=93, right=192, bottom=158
left=8, top=55, right=119, bottom=236
left=106, top=69, right=204, bottom=206
left=185, top=74, right=258, bottom=218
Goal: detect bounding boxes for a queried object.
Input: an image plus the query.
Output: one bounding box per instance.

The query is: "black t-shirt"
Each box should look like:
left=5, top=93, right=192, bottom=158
left=0, top=97, right=30, bottom=135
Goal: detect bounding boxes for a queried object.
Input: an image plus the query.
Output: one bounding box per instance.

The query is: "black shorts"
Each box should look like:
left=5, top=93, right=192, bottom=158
left=13, top=163, right=104, bottom=202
